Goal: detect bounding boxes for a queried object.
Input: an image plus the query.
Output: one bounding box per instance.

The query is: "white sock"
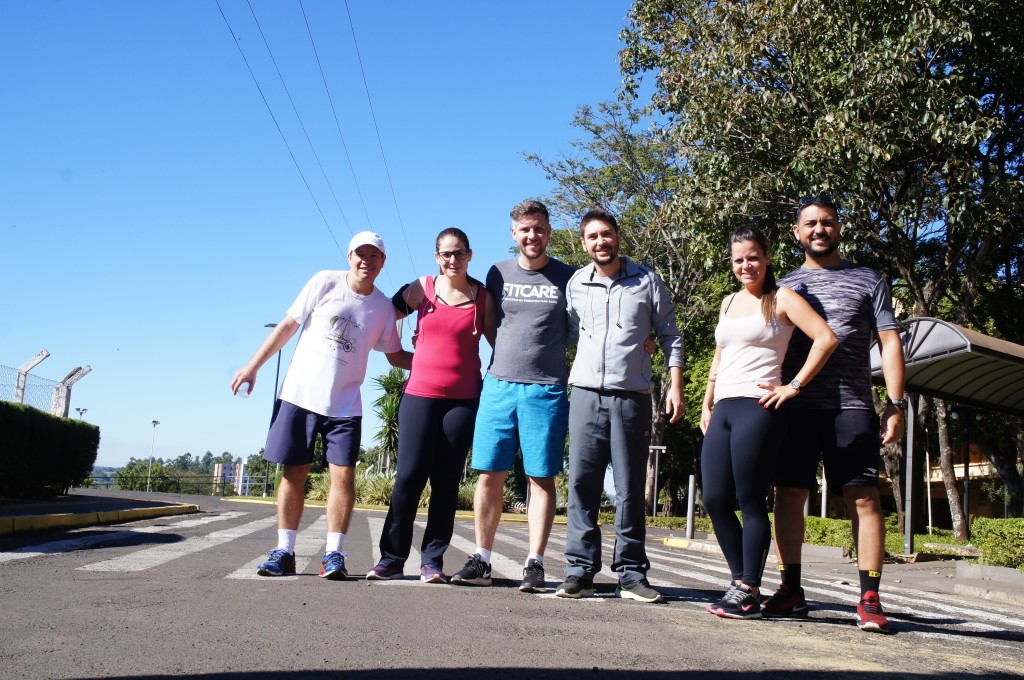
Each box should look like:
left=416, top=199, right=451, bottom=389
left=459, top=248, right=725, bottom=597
left=526, top=552, right=543, bottom=566
left=277, top=529, right=297, bottom=553
left=325, top=532, right=344, bottom=554
left=476, top=548, right=492, bottom=563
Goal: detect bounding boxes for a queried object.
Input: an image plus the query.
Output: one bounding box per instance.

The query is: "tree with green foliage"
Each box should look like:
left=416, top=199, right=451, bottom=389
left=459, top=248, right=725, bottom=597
left=371, top=368, right=406, bottom=474
left=620, top=0, right=1024, bottom=530
left=528, top=99, right=733, bottom=515
left=115, top=457, right=170, bottom=492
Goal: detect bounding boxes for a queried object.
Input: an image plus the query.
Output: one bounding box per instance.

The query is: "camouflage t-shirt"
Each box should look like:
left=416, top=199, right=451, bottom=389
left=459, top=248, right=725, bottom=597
left=779, top=261, right=896, bottom=410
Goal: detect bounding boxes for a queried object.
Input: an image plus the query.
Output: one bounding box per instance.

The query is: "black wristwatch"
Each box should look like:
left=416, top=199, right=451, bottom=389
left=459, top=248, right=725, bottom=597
left=886, top=396, right=907, bottom=410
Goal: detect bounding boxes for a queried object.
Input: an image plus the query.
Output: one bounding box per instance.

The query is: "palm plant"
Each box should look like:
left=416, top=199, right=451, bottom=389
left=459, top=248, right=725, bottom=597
left=371, top=368, right=406, bottom=474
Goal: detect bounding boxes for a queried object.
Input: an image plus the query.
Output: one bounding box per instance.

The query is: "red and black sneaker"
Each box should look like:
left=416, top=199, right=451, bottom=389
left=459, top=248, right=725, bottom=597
left=761, top=583, right=810, bottom=618
left=856, top=591, right=892, bottom=633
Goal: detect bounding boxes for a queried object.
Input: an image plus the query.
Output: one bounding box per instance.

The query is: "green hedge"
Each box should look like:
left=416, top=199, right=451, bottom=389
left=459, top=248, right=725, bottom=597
left=804, top=515, right=855, bottom=552
left=0, top=401, right=100, bottom=496
left=972, top=517, right=1024, bottom=569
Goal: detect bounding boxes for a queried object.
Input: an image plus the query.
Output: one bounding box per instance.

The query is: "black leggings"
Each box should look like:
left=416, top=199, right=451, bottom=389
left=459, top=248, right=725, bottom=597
left=379, top=393, right=478, bottom=569
left=700, top=397, right=788, bottom=587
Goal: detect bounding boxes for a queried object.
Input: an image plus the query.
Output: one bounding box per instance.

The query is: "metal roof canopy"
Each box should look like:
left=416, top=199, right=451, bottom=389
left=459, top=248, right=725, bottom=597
left=870, top=317, right=1024, bottom=416
left=869, top=317, right=1024, bottom=553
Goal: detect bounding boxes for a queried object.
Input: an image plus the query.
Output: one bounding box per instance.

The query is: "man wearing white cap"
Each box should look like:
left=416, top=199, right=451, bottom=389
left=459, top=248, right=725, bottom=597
left=232, top=231, right=411, bottom=581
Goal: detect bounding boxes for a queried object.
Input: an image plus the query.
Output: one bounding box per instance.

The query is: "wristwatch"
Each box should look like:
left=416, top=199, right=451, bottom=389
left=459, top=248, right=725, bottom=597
left=887, top=396, right=907, bottom=410
left=789, top=380, right=802, bottom=391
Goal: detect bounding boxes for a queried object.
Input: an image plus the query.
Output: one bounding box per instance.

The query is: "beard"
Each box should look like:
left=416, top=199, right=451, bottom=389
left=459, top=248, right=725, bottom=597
left=799, top=238, right=839, bottom=258
left=521, top=245, right=547, bottom=260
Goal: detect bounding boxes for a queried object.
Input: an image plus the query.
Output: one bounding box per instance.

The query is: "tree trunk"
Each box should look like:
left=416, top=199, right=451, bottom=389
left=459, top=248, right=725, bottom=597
left=934, top=399, right=969, bottom=540
left=646, top=386, right=666, bottom=516
left=874, top=387, right=904, bottom=534
left=881, top=442, right=904, bottom=535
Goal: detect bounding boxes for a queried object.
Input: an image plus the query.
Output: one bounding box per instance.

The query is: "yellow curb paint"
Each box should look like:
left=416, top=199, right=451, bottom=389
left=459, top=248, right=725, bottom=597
left=0, top=503, right=200, bottom=536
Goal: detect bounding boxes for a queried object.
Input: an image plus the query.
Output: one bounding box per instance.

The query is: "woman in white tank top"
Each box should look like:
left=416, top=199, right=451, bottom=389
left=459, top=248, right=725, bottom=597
left=699, top=226, right=837, bottom=620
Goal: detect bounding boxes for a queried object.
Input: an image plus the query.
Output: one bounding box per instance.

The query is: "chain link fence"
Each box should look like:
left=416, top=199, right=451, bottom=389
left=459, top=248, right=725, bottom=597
left=0, top=363, right=60, bottom=412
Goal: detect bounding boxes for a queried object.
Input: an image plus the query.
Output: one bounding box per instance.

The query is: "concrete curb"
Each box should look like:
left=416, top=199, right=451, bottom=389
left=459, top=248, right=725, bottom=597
left=660, top=535, right=849, bottom=561
left=0, top=503, right=201, bottom=536
left=952, top=561, right=1024, bottom=606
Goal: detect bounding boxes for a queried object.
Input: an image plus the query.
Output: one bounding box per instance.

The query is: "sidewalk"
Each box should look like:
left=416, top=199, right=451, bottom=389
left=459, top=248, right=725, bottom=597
left=0, top=488, right=200, bottom=535
left=654, top=530, right=1024, bottom=607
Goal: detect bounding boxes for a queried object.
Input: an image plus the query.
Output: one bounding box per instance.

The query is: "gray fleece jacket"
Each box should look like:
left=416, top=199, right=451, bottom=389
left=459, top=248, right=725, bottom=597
left=566, top=256, right=683, bottom=393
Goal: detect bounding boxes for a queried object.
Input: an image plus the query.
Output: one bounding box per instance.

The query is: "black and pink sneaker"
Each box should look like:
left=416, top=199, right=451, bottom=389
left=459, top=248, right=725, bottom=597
left=707, top=583, right=761, bottom=619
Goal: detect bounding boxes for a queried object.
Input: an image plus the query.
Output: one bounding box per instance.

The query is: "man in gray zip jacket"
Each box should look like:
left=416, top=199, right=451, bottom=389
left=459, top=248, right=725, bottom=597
left=556, top=208, right=684, bottom=603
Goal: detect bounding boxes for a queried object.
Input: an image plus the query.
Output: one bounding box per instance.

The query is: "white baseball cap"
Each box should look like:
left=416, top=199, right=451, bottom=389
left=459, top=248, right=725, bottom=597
left=348, top=230, right=386, bottom=255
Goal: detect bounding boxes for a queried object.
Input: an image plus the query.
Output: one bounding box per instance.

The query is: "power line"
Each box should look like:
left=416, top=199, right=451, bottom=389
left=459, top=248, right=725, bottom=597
left=299, top=0, right=375, bottom=231
left=216, top=0, right=345, bottom=254
left=343, top=0, right=416, bottom=271
left=244, top=0, right=355, bottom=238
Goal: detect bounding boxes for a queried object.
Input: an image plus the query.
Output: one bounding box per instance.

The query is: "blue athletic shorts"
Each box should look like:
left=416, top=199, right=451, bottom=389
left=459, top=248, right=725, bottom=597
left=263, top=400, right=361, bottom=467
left=471, top=374, right=567, bottom=478
left=774, top=408, right=880, bottom=492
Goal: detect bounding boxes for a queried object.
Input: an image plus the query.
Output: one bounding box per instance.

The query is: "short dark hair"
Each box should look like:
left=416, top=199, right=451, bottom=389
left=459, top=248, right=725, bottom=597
left=510, top=199, right=550, bottom=224
left=795, top=194, right=839, bottom=221
left=579, top=208, right=618, bottom=235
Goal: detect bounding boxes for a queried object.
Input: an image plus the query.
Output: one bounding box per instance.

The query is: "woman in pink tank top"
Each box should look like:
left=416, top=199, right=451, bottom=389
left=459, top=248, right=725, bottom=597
left=368, top=228, right=496, bottom=583
left=699, top=226, right=837, bottom=619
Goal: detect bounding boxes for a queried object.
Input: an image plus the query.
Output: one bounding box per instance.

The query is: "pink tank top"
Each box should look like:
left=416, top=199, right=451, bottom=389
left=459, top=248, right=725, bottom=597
left=404, top=276, right=487, bottom=399
left=713, top=312, right=795, bottom=402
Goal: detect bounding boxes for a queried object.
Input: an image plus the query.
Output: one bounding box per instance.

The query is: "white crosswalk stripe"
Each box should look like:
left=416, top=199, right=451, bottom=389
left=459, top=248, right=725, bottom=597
left=365, top=515, right=421, bottom=572
left=79, top=515, right=276, bottom=572
left=0, top=512, right=248, bottom=564
left=226, top=515, right=328, bottom=580
left=446, top=524, right=524, bottom=581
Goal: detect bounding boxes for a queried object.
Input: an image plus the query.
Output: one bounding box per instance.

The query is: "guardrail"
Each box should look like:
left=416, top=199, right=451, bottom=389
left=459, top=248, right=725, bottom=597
left=81, top=474, right=275, bottom=497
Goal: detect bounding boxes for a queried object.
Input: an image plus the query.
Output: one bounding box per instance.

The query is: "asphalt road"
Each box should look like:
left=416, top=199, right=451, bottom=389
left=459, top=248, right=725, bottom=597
left=1, top=494, right=1022, bottom=680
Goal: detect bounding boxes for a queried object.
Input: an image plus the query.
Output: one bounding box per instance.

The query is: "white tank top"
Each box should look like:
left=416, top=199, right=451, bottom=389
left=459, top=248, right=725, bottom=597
left=713, top=312, right=795, bottom=402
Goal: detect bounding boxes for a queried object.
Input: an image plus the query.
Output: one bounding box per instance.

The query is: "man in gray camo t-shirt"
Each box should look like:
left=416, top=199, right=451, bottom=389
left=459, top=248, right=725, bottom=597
left=763, top=195, right=906, bottom=634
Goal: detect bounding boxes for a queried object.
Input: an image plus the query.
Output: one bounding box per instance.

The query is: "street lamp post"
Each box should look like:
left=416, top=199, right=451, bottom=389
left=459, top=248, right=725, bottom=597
left=75, top=407, right=88, bottom=420
left=146, top=420, right=160, bottom=492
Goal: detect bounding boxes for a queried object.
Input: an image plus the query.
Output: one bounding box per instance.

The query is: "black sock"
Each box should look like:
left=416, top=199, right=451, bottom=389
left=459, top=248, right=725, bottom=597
left=780, top=563, right=801, bottom=590
left=859, top=569, right=882, bottom=596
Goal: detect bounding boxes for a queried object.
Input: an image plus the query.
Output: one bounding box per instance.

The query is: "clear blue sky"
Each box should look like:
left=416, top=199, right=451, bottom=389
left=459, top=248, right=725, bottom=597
left=1, top=0, right=634, bottom=468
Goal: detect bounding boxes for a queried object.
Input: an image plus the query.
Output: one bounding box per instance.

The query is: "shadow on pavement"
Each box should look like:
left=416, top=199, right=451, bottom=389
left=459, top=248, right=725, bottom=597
left=98, top=671, right=1023, bottom=680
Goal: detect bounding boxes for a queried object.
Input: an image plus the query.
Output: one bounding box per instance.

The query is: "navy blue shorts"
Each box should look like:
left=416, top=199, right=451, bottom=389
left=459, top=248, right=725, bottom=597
left=774, top=408, right=880, bottom=493
left=263, top=400, right=361, bottom=467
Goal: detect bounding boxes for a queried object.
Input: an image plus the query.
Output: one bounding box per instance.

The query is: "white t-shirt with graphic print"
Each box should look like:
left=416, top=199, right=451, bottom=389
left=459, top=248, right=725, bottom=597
left=279, top=270, right=402, bottom=417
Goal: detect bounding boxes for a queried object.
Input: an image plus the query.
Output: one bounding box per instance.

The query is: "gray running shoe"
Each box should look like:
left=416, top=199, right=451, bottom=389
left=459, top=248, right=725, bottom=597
left=519, top=559, right=546, bottom=593
left=555, top=574, right=595, bottom=598
left=616, top=578, right=664, bottom=603
left=706, top=583, right=741, bottom=612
